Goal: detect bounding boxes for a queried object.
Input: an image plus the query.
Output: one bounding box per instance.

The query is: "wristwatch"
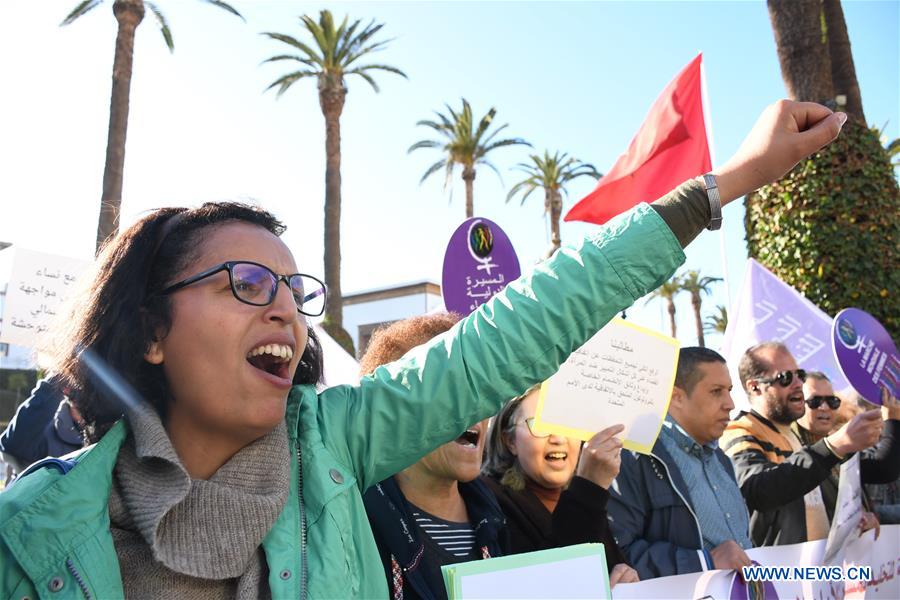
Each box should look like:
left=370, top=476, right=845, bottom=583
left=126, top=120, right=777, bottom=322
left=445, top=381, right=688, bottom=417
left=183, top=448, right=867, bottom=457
left=702, top=173, right=723, bottom=231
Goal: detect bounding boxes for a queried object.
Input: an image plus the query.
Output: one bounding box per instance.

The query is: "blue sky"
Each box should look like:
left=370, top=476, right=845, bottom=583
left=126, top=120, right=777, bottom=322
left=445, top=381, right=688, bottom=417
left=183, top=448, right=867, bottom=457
left=1, top=1, right=897, bottom=349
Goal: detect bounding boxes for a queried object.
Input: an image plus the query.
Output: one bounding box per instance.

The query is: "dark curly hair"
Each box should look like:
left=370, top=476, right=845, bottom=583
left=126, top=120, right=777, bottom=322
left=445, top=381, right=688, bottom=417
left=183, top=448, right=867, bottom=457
left=358, top=312, right=462, bottom=376
left=46, top=202, right=323, bottom=443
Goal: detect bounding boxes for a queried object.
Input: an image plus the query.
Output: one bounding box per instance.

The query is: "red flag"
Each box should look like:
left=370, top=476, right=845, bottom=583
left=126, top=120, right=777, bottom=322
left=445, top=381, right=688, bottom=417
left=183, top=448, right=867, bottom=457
left=565, top=54, right=711, bottom=225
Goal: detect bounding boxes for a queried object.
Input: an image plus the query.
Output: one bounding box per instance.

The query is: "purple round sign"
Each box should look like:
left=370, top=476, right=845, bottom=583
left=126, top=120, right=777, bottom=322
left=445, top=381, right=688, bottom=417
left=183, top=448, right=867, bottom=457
left=441, top=217, right=520, bottom=316
left=831, top=307, right=899, bottom=405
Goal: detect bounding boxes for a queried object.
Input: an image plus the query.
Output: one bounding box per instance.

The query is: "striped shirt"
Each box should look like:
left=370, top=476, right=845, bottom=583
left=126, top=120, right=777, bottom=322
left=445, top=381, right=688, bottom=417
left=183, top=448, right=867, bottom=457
left=410, top=507, right=476, bottom=558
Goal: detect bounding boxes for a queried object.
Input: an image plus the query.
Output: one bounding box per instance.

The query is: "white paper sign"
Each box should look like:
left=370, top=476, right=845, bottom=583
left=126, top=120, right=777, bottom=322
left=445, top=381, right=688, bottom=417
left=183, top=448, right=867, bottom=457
left=534, top=318, right=679, bottom=453
left=0, top=248, right=90, bottom=347
left=825, top=453, right=864, bottom=563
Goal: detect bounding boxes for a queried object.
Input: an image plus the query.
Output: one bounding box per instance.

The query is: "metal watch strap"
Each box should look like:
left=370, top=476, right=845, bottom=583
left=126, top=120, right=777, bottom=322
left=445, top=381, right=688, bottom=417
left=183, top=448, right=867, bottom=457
left=702, top=173, right=722, bottom=231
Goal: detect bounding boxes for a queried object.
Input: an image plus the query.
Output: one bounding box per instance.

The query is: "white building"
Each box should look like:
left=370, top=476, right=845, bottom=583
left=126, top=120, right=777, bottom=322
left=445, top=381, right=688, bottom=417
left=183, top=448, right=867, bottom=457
left=0, top=283, right=36, bottom=370
left=342, top=280, right=444, bottom=358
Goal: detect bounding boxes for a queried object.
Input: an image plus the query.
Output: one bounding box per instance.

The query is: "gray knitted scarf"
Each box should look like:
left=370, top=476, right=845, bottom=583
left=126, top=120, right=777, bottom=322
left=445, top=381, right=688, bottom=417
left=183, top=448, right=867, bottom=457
left=108, top=408, right=290, bottom=599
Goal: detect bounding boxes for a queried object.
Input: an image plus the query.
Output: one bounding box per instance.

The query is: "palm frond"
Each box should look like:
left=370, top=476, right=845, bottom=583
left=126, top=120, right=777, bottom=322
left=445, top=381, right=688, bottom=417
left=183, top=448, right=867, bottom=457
left=482, top=137, right=530, bottom=153
left=61, top=0, right=103, bottom=26
left=408, top=140, right=443, bottom=153
left=201, top=0, right=245, bottom=21
left=418, top=159, right=449, bottom=185
left=259, top=54, right=315, bottom=67
left=146, top=2, right=174, bottom=52
left=264, top=70, right=319, bottom=97
left=350, top=63, right=408, bottom=80
left=347, top=69, right=379, bottom=92
left=261, top=32, right=323, bottom=64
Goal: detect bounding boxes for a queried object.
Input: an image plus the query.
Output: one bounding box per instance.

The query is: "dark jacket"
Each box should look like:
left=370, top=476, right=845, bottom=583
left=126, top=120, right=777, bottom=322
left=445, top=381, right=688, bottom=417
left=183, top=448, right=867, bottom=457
left=363, top=476, right=507, bottom=600
left=794, top=419, right=900, bottom=522
left=481, top=474, right=626, bottom=571
left=722, top=410, right=843, bottom=546
left=0, top=377, right=82, bottom=473
left=607, top=441, right=727, bottom=579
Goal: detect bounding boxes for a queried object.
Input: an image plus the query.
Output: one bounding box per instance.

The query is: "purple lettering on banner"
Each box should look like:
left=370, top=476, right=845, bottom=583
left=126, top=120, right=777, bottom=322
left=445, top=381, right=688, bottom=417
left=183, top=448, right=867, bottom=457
left=832, top=307, right=899, bottom=405
left=722, top=260, right=850, bottom=408
left=441, top=217, right=520, bottom=316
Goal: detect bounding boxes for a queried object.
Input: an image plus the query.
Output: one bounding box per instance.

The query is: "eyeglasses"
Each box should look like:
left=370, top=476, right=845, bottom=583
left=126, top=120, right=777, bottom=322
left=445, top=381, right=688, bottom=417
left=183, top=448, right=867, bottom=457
left=161, top=261, right=326, bottom=317
left=758, top=369, right=807, bottom=388
left=516, top=417, right=550, bottom=439
left=805, top=395, right=841, bottom=410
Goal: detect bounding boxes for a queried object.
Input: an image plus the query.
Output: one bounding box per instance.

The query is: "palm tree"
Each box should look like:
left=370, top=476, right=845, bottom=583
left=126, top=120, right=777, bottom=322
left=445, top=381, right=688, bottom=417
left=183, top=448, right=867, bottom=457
left=681, top=270, right=722, bottom=347
left=506, top=151, right=600, bottom=258
left=262, top=11, right=407, bottom=354
left=409, top=99, right=530, bottom=219
left=646, top=275, right=683, bottom=339
left=703, top=305, right=729, bottom=337
left=62, top=0, right=244, bottom=254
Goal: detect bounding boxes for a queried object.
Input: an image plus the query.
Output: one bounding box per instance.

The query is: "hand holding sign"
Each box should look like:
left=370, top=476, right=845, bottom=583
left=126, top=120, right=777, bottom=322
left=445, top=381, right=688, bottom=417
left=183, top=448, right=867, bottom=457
left=534, top=318, right=679, bottom=454
left=576, top=424, right=625, bottom=490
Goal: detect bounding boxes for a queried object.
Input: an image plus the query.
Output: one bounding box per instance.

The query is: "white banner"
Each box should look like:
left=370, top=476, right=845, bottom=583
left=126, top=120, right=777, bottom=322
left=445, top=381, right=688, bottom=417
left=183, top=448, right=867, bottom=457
left=0, top=248, right=89, bottom=347
left=613, top=525, right=900, bottom=600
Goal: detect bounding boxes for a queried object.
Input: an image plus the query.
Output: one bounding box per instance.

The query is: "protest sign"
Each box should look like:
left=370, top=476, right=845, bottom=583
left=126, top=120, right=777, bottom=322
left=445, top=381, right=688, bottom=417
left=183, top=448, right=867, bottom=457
left=824, top=454, right=864, bottom=563
left=442, top=543, right=609, bottom=599
left=0, top=248, right=89, bottom=347
left=533, top=318, right=679, bottom=453
left=613, top=527, right=900, bottom=600
left=832, top=308, right=899, bottom=405
left=722, top=259, right=851, bottom=412
left=441, top=217, right=520, bottom=316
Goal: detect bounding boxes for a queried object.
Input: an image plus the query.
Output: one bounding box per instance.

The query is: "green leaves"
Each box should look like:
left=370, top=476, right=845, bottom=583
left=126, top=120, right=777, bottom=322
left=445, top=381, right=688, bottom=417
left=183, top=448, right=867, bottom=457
left=506, top=150, right=600, bottom=206
left=61, top=0, right=104, bottom=26
left=261, top=10, right=406, bottom=98
left=409, top=98, right=530, bottom=188
left=746, top=119, right=900, bottom=340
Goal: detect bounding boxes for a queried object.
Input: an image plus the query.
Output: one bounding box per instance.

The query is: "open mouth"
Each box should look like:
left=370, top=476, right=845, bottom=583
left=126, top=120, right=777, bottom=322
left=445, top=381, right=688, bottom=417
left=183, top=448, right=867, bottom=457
left=545, top=451, right=568, bottom=463
left=246, top=343, right=293, bottom=380
left=454, top=428, right=480, bottom=448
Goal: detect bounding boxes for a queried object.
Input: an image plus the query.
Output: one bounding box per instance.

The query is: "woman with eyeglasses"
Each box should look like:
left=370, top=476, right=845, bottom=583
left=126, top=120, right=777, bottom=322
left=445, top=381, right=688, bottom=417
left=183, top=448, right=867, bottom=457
left=481, top=386, right=639, bottom=588
left=0, top=100, right=844, bottom=598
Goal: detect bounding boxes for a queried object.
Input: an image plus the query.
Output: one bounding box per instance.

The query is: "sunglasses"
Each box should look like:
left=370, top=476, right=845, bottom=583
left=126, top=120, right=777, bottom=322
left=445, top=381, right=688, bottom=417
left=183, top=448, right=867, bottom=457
left=758, top=369, right=807, bottom=388
left=805, top=395, right=841, bottom=410
left=516, top=417, right=550, bottom=439
left=161, top=261, right=326, bottom=317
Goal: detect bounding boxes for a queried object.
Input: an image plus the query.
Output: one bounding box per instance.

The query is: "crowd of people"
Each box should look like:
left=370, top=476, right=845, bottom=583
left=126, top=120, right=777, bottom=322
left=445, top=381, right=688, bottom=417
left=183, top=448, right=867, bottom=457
left=0, top=99, right=896, bottom=599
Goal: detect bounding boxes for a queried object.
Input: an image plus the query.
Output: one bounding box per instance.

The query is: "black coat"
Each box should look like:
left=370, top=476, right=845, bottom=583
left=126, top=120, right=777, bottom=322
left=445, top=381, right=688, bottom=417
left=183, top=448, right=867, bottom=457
left=481, top=474, right=627, bottom=571
left=363, top=476, right=507, bottom=600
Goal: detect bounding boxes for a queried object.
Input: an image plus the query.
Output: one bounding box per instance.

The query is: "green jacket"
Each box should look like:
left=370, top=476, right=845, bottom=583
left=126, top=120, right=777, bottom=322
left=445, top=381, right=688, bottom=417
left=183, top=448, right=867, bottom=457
left=0, top=204, right=684, bottom=599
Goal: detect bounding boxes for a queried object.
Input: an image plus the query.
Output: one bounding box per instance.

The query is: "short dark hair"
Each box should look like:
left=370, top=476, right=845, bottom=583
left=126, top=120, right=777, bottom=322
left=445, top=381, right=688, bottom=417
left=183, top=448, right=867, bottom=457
left=805, top=370, right=830, bottom=383
left=675, top=347, right=727, bottom=394
left=46, top=202, right=323, bottom=443
left=738, top=341, right=790, bottom=390
left=358, top=312, right=462, bottom=376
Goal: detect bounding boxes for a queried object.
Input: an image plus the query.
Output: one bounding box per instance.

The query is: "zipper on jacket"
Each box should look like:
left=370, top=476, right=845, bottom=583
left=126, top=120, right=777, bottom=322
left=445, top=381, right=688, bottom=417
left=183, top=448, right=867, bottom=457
left=65, top=558, right=92, bottom=600
left=648, top=452, right=706, bottom=551
left=297, top=444, right=308, bottom=600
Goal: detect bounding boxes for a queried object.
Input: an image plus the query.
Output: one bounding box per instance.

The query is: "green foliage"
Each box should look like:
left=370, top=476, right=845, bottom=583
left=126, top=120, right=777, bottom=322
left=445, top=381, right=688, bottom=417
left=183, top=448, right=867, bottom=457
left=704, top=305, right=729, bottom=335
left=409, top=98, right=530, bottom=189
left=745, top=119, right=900, bottom=340
left=261, top=10, right=407, bottom=97
left=506, top=150, right=600, bottom=207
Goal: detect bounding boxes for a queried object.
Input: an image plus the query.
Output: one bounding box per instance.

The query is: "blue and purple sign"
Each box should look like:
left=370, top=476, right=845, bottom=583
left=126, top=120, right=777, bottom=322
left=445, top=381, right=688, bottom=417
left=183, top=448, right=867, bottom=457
left=441, top=217, right=520, bottom=316
left=831, top=308, right=899, bottom=405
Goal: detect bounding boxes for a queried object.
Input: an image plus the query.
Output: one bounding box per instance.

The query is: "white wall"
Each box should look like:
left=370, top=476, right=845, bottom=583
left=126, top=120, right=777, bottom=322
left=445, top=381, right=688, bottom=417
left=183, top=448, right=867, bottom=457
left=343, top=292, right=442, bottom=353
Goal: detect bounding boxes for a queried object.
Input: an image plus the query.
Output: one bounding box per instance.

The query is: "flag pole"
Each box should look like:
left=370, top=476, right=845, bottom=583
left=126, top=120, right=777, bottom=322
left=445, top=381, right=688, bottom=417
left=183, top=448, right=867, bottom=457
left=699, top=55, right=733, bottom=308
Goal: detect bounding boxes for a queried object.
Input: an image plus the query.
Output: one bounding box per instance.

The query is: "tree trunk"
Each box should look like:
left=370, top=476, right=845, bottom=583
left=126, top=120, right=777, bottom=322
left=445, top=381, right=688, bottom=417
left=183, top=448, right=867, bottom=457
left=823, top=0, right=865, bottom=122
left=546, top=189, right=562, bottom=259
left=767, top=0, right=834, bottom=103
left=462, top=166, right=475, bottom=219
left=667, top=300, right=677, bottom=338
left=692, top=292, right=705, bottom=347
left=95, top=0, right=144, bottom=254
left=319, top=75, right=346, bottom=332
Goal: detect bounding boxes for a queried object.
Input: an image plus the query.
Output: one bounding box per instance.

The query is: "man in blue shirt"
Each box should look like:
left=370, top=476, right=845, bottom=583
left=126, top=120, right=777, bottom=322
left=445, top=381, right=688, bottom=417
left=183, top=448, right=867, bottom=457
left=608, top=347, right=753, bottom=579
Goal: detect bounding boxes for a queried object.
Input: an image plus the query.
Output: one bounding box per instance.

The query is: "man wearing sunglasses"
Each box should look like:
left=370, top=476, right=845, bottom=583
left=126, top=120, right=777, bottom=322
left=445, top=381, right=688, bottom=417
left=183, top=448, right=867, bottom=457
left=723, top=342, right=899, bottom=547
left=793, top=372, right=900, bottom=535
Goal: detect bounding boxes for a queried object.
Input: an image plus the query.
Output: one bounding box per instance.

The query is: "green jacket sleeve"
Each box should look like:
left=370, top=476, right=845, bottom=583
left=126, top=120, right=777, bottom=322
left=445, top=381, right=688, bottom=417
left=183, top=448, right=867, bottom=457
left=318, top=203, right=686, bottom=491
